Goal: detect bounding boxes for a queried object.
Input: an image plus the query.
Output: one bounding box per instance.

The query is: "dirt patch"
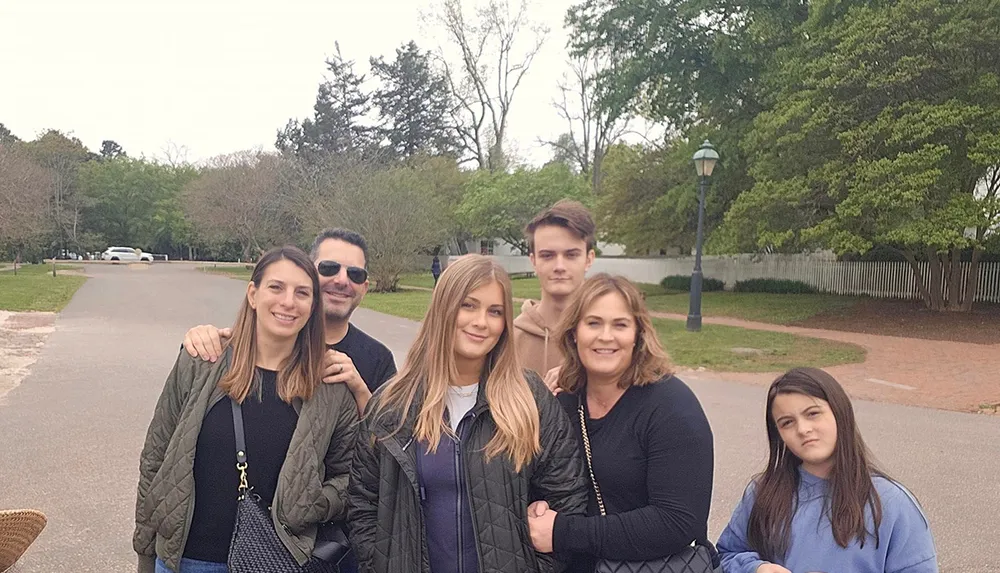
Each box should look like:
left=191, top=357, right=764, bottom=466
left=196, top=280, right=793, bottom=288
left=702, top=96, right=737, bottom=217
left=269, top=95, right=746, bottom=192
left=796, top=299, right=1000, bottom=345
left=0, top=311, right=57, bottom=403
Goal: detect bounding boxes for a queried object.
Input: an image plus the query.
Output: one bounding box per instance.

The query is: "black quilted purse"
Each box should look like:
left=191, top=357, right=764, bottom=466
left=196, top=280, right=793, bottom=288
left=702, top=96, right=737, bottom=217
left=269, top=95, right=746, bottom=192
left=577, top=404, right=722, bottom=573
left=227, top=399, right=352, bottom=573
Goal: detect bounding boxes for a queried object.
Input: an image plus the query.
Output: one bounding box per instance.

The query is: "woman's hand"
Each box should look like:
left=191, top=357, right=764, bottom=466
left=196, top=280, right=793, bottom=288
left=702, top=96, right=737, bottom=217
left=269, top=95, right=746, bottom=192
left=527, top=501, right=557, bottom=553
left=543, top=366, right=562, bottom=396
left=755, top=564, right=792, bottom=573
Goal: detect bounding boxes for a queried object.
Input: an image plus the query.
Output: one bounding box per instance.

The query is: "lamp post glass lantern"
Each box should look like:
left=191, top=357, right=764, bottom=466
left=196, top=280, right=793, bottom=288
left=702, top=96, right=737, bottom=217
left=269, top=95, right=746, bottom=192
left=687, top=140, right=719, bottom=332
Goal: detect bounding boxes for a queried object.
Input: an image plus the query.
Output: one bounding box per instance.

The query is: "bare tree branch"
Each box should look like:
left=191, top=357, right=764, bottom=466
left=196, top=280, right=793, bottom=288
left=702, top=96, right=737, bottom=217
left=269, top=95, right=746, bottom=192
left=541, top=52, right=634, bottom=191
left=429, top=0, right=548, bottom=171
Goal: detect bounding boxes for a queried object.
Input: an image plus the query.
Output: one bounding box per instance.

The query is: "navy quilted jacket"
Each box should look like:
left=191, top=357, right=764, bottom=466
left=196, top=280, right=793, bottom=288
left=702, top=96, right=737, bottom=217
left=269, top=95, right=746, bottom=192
left=347, top=372, right=589, bottom=573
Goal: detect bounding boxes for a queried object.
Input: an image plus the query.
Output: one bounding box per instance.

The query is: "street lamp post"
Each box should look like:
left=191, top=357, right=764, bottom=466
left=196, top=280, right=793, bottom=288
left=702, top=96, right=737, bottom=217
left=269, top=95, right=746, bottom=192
left=686, top=140, right=719, bottom=332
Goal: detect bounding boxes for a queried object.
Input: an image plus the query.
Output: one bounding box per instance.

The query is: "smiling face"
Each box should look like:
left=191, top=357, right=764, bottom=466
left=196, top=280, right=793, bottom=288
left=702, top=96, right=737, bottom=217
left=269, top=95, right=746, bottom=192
left=453, top=280, right=506, bottom=373
left=771, top=392, right=839, bottom=478
left=313, top=238, right=368, bottom=321
left=529, top=224, right=595, bottom=299
left=247, top=259, right=315, bottom=342
left=574, top=291, right=637, bottom=384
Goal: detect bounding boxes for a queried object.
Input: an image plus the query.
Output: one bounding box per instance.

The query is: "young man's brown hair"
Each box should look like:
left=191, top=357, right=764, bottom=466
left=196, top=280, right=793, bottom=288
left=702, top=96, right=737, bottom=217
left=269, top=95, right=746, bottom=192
left=524, top=199, right=597, bottom=254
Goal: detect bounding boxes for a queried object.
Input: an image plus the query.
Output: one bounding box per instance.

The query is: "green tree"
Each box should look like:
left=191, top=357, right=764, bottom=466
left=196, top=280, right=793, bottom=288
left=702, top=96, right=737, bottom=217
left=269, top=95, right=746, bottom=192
left=0, top=143, right=52, bottom=262
left=277, top=44, right=373, bottom=158
left=184, top=152, right=299, bottom=261
left=370, top=41, right=459, bottom=160
left=596, top=141, right=703, bottom=255
left=720, top=0, right=1000, bottom=311
left=456, top=163, right=592, bottom=254
left=78, top=158, right=195, bottom=250
left=0, top=123, right=21, bottom=145
left=291, top=155, right=456, bottom=291
left=564, top=0, right=790, bottom=242
left=99, top=140, right=126, bottom=159
left=23, top=130, right=95, bottom=250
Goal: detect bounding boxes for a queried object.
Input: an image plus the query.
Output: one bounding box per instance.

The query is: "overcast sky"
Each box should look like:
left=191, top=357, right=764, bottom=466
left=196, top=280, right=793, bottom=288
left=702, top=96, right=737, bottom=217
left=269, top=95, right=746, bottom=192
left=0, top=0, right=593, bottom=165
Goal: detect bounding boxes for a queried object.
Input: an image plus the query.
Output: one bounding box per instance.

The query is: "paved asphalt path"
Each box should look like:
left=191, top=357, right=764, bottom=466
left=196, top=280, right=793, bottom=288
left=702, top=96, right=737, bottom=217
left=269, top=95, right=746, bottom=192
left=0, top=263, right=996, bottom=572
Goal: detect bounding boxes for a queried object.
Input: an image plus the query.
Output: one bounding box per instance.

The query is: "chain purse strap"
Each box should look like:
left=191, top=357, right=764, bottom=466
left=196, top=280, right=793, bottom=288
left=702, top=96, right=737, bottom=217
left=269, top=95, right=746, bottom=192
left=578, top=403, right=608, bottom=517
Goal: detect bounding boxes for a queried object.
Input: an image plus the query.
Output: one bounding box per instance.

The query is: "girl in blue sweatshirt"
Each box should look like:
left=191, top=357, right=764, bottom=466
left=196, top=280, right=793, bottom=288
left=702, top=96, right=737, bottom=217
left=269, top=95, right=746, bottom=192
left=717, top=367, right=937, bottom=573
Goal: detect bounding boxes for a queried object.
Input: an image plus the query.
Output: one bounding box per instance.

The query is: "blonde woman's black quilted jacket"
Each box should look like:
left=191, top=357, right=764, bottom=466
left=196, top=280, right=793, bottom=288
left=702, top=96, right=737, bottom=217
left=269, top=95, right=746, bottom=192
left=347, top=372, right=589, bottom=573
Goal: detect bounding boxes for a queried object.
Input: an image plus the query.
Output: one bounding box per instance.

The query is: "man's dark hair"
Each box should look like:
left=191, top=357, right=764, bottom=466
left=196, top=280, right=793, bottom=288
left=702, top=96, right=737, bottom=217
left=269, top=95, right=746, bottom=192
left=310, top=228, right=369, bottom=267
left=524, top=199, right=597, bottom=254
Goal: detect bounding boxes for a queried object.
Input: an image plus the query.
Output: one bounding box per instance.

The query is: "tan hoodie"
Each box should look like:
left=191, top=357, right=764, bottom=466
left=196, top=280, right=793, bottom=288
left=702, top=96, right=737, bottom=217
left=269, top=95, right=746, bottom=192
left=512, top=299, right=564, bottom=376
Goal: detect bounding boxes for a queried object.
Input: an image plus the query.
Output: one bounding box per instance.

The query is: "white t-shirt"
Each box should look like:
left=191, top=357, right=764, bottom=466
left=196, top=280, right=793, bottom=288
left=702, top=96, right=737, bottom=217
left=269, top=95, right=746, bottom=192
left=445, top=383, right=480, bottom=432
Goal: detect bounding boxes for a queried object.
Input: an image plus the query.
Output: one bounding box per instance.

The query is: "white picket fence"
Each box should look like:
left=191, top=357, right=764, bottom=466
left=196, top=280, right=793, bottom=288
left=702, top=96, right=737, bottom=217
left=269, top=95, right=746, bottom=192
left=458, top=254, right=1000, bottom=303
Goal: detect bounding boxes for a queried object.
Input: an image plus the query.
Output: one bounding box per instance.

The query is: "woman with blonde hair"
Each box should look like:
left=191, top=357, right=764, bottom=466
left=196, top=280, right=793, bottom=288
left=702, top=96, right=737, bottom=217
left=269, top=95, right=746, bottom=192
left=347, top=254, right=588, bottom=573
left=134, top=246, right=358, bottom=573
left=527, top=273, right=718, bottom=573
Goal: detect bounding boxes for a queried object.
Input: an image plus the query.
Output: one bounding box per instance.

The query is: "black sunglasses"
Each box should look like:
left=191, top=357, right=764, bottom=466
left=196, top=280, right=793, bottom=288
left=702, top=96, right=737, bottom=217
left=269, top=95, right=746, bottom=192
left=317, top=260, right=368, bottom=284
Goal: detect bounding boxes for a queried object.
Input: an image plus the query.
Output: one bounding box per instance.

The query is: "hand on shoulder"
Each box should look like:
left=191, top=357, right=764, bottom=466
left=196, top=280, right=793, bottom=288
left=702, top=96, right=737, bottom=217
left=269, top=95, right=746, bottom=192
left=182, top=324, right=232, bottom=362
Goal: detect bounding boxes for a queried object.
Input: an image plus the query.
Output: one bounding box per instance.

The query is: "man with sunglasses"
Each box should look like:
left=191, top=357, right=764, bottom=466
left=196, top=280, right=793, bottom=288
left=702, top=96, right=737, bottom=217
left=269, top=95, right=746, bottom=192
left=181, top=228, right=397, bottom=413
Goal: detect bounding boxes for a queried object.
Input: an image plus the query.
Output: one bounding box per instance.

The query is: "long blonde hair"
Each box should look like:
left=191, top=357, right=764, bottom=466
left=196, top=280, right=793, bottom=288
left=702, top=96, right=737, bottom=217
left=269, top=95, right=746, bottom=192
left=556, top=273, right=673, bottom=393
left=373, top=254, right=541, bottom=471
left=219, top=246, right=325, bottom=403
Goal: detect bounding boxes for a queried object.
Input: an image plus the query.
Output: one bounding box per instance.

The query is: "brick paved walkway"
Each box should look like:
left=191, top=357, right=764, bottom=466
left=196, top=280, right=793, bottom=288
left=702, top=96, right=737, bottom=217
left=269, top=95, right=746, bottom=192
left=653, top=311, right=1000, bottom=412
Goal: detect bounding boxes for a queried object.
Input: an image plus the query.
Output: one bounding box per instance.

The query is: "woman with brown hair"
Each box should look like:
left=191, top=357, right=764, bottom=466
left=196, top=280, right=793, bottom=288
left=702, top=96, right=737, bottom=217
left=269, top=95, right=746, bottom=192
left=347, top=254, right=588, bottom=573
left=716, top=368, right=937, bottom=573
left=133, top=246, right=358, bottom=573
left=526, top=273, right=717, bottom=572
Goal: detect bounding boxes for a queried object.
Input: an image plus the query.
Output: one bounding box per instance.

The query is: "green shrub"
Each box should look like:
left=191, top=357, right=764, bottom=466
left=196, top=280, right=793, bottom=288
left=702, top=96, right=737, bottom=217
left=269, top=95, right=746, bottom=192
left=733, top=279, right=818, bottom=294
left=660, top=275, right=725, bottom=292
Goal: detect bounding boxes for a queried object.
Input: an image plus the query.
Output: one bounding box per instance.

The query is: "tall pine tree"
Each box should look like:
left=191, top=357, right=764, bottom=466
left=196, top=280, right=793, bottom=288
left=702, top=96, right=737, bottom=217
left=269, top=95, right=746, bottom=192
left=276, top=43, right=373, bottom=158
left=370, top=41, right=458, bottom=160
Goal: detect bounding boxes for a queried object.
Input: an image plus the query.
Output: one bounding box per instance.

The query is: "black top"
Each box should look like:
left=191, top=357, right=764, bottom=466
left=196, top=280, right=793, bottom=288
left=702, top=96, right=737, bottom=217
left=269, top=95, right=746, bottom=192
left=553, top=376, right=715, bottom=565
left=328, top=323, right=397, bottom=393
left=183, top=369, right=298, bottom=563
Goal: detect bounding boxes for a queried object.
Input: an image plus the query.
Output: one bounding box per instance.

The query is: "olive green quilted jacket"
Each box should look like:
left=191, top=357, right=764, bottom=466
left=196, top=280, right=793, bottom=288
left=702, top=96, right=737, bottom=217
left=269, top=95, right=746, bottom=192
left=133, top=348, right=358, bottom=573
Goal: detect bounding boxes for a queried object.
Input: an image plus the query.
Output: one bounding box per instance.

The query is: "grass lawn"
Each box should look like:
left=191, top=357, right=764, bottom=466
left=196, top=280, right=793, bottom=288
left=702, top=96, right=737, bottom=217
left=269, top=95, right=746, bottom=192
left=360, top=290, right=434, bottom=322
left=215, top=269, right=858, bottom=327
left=653, top=318, right=864, bottom=372
left=399, top=273, right=663, bottom=301
left=0, top=263, right=87, bottom=312
left=201, top=267, right=866, bottom=370
left=359, top=288, right=866, bottom=371
left=643, top=291, right=859, bottom=325
left=198, top=265, right=253, bottom=280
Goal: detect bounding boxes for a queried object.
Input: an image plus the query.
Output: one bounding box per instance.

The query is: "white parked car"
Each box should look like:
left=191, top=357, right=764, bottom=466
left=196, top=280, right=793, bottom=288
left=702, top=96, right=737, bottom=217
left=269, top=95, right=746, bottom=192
left=101, top=247, right=154, bottom=262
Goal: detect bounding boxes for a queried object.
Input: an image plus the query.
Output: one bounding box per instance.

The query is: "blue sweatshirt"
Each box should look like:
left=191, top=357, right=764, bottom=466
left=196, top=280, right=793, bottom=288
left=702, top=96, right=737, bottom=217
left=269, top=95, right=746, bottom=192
left=717, top=467, right=937, bottom=573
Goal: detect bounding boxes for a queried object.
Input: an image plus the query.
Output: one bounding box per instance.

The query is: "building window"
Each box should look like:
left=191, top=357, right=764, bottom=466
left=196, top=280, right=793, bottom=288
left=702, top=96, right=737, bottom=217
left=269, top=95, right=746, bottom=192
left=480, top=240, right=494, bottom=255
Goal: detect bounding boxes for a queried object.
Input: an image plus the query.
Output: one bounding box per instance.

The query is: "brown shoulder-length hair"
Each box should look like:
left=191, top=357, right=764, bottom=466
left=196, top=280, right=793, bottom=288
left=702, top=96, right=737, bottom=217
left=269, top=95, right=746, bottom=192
left=372, top=254, right=540, bottom=471
left=555, top=273, right=673, bottom=393
left=748, top=367, right=890, bottom=561
left=219, top=245, right=325, bottom=404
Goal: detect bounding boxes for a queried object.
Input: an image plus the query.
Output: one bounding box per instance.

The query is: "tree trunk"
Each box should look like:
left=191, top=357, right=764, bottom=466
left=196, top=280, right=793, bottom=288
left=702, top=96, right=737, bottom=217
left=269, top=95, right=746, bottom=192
left=961, top=246, right=982, bottom=312
left=925, top=247, right=945, bottom=311
left=592, top=148, right=604, bottom=194
left=903, top=250, right=934, bottom=310
left=946, top=247, right=963, bottom=311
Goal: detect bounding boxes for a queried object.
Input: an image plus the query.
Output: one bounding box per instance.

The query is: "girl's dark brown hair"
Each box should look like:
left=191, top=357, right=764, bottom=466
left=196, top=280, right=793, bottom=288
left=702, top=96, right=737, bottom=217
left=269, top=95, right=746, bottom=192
left=219, top=245, right=325, bottom=404
left=554, top=273, right=673, bottom=393
left=748, top=367, right=887, bottom=561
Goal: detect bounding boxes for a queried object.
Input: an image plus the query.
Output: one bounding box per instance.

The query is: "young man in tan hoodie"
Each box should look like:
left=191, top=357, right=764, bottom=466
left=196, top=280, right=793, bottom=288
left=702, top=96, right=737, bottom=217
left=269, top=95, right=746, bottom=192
left=513, top=200, right=596, bottom=390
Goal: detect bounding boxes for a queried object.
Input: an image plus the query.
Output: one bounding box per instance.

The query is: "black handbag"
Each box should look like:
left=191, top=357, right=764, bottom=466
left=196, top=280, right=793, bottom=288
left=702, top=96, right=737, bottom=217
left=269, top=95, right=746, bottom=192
left=227, top=399, right=353, bottom=573
left=577, top=404, right=722, bottom=573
